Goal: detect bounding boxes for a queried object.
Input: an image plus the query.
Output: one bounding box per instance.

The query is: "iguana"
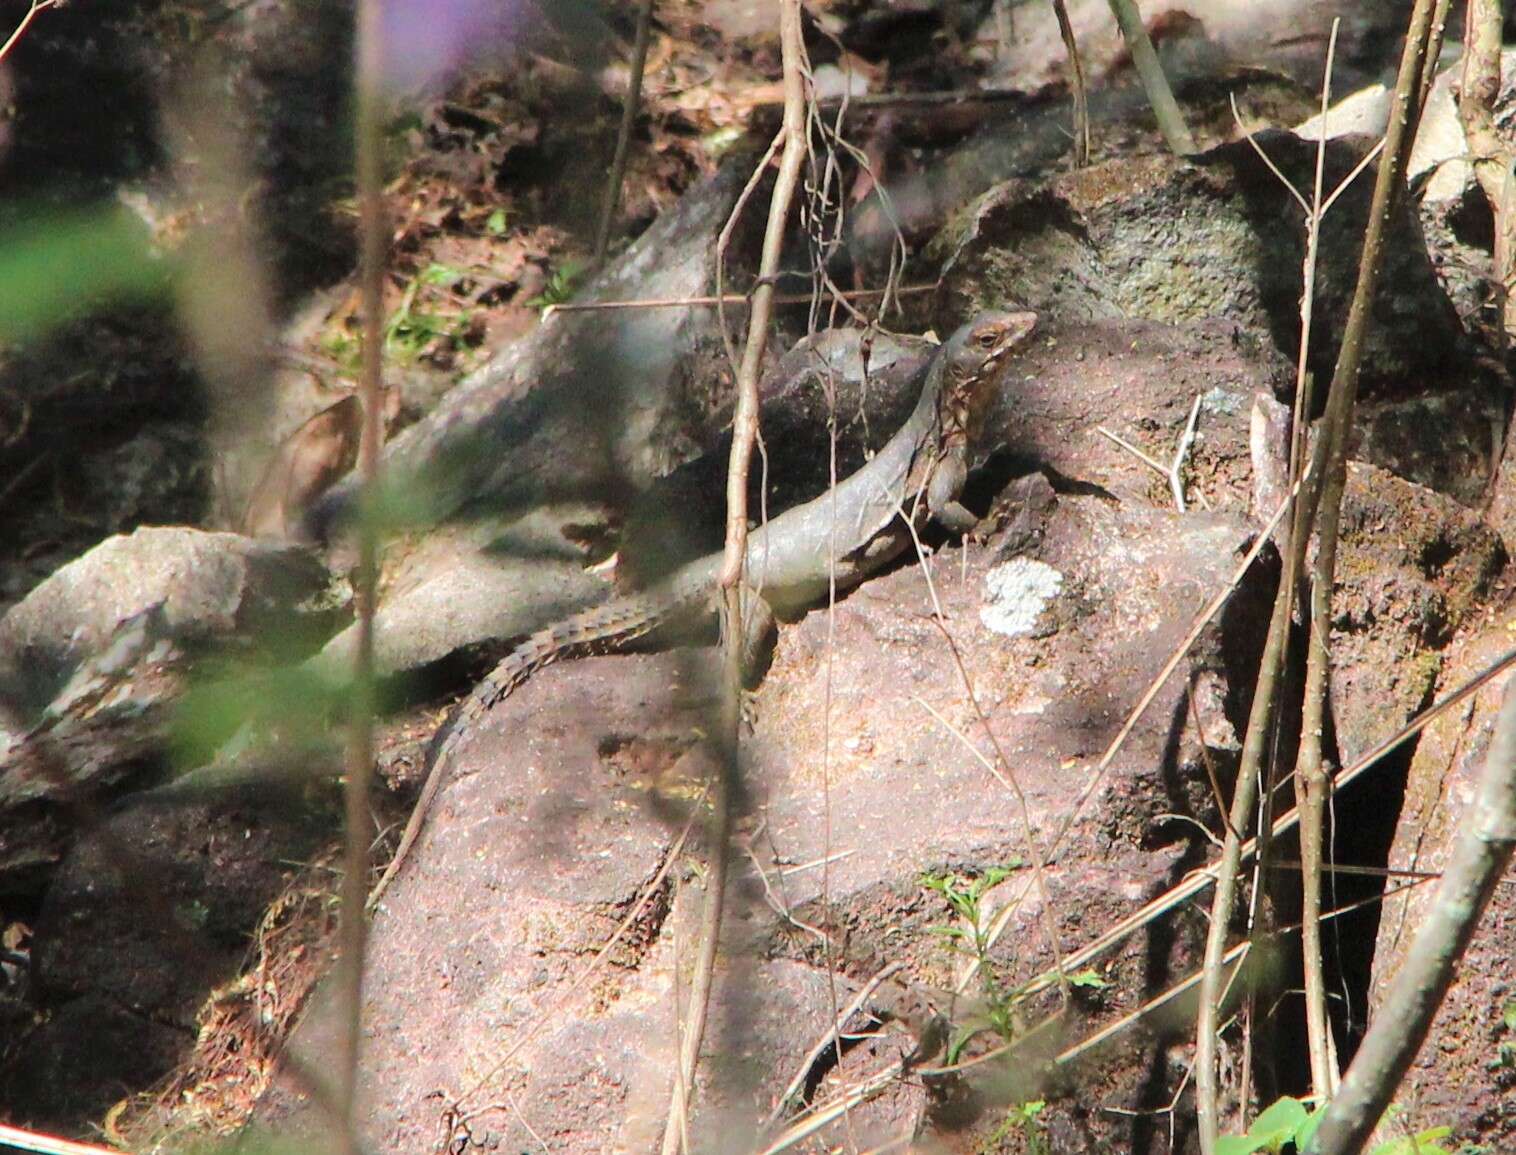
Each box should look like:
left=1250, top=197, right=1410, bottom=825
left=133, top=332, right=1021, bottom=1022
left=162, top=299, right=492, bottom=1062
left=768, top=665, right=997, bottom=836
left=368, top=309, right=1038, bottom=908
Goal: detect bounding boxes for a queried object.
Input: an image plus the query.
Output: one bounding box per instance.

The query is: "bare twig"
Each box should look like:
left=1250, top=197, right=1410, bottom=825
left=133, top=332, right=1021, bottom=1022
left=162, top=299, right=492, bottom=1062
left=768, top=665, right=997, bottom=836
left=1096, top=426, right=1170, bottom=476
left=762, top=962, right=906, bottom=1132
left=755, top=1061, right=906, bottom=1155
left=333, top=0, right=387, bottom=1147
left=592, top=0, right=657, bottom=267
left=1195, top=9, right=1445, bottom=1142
left=0, top=1123, right=124, bottom=1155
left=0, top=0, right=59, bottom=66
left=715, top=129, right=784, bottom=374
left=1096, top=393, right=1203, bottom=511
left=1280, top=17, right=1344, bottom=1102
left=1170, top=394, right=1202, bottom=511
left=660, top=0, right=808, bottom=1146
left=1293, top=1, right=1446, bottom=1107
left=543, top=282, right=936, bottom=317
left=1227, top=22, right=1372, bottom=1106
left=1105, top=0, right=1195, bottom=155
left=1051, top=0, right=1091, bottom=166
left=1307, top=677, right=1516, bottom=1154
left=1458, top=0, right=1515, bottom=342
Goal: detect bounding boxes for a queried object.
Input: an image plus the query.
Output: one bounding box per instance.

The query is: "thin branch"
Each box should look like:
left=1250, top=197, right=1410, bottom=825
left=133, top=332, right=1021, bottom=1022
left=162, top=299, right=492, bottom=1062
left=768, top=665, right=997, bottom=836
left=1096, top=426, right=1170, bottom=476
left=1195, top=9, right=1445, bottom=1141
left=1097, top=393, right=1203, bottom=511
left=1460, top=0, right=1516, bottom=341
left=334, top=0, right=387, bottom=1147
left=0, top=0, right=59, bottom=66
left=1294, top=0, right=1446, bottom=1107
left=1105, top=0, right=1195, bottom=155
left=715, top=129, right=784, bottom=375
left=661, top=0, right=808, bottom=1146
left=755, top=1062, right=905, bottom=1155
left=1306, top=677, right=1516, bottom=1154
left=592, top=0, right=657, bottom=267
left=1293, top=16, right=1346, bottom=1102
left=1169, top=394, right=1203, bottom=512
left=542, top=282, right=936, bottom=317
left=1052, top=0, right=1090, bottom=167
left=761, top=962, right=905, bottom=1132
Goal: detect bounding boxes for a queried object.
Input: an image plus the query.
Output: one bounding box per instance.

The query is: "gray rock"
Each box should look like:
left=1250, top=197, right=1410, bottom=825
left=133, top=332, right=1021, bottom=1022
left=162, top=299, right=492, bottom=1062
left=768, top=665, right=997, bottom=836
left=935, top=134, right=1468, bottom=397
left=0, top=526, right=328, bottom=715
left=309, top=157, right=766, bottom=541
left=264, top=490, right=1272, bottom=1153
left=0, top=527, right=332, bottom=874
left=1369, top=624, right=1516, bottom=1153
left=1328, top=463, right=1506, bottom=766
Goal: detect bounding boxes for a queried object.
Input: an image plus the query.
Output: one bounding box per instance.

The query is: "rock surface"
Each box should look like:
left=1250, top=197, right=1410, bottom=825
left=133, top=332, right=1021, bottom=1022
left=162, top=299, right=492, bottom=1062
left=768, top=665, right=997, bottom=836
left=310, top=157, right=765, bottom=540
left=0, top=527, right=332, bottom=886
left=936, top=135, right=1468, bottom=398
left=257, top=486, right=1274, bottom=1153
left=1327, top=463, right=1506, bottom=767
left=1369, top=620, right=1516, bottom=1153
left=0, top=526, right=329, bottom=716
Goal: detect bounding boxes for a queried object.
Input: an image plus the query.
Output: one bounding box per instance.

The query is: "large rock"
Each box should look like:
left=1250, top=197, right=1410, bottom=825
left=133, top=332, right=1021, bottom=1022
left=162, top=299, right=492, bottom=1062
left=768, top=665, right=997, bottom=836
left=0, top=527, right=331, bottom=885
left=310, top=157, right=765, bottom=539
left=1328, top=463, right=1506, bottom=767
left=1368, top=622, right=1516, bottom=1152
left=0, top=526, right=328, bottom=716
left=935, top=135, right=1469, bottom=399
left=258, top=487, right=1275, bottom=1153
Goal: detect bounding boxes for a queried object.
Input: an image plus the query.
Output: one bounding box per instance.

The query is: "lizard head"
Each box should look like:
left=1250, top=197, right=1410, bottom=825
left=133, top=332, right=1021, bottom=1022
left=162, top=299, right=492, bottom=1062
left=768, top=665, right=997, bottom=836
left=942, top=308, right=1039, bottom=388
left=938, top=308, right=1038, bottom=441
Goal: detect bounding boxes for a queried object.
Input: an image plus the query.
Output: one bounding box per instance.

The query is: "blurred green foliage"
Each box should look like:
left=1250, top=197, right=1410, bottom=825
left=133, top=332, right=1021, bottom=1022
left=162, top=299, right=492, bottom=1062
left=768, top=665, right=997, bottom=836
left=0, top=205, right=169, bottom=342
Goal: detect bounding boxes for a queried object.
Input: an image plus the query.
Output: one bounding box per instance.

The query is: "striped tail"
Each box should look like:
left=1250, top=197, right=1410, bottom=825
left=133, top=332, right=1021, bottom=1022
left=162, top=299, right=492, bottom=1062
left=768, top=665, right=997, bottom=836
left=368, top=579, right=711, bottom=909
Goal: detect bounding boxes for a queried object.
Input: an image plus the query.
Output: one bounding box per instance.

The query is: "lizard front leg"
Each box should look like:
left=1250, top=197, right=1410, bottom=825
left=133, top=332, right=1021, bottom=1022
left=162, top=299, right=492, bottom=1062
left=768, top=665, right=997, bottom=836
left=740, top=586, right=779, bottom=684
left=926, top=451, right=978, bottom=534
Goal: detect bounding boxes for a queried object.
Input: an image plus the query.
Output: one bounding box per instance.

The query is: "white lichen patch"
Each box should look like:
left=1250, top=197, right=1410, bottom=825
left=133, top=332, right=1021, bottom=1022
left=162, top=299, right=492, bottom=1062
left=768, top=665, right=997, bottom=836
left=979, top=557, right=1063, bottom=637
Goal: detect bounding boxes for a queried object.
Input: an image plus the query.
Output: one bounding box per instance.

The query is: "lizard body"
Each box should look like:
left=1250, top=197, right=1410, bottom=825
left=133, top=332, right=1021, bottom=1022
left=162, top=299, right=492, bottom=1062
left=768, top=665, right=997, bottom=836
left=368, top=309, right=1037, bottom=908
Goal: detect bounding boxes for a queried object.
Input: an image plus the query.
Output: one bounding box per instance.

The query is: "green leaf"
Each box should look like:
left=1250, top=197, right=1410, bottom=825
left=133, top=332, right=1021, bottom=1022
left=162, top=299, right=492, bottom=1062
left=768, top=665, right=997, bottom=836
left=420, top=261, right=465, bottom=286
left=1066, top=968, right=1111, bottom=989
left=0, top=206, right=169, bottom=341
left=1294, top=1104, right=1327, bottom=1151
left=1368, top=1126, right=1452, bottom=1155
left=486, top=207, right=509, bottom=235
left=1215, top=1135, right=1274, bottom=1155
left=1250, top=1097, right=1310, bottom=1138
left=1502, top=1000, right=1516, bottom=1032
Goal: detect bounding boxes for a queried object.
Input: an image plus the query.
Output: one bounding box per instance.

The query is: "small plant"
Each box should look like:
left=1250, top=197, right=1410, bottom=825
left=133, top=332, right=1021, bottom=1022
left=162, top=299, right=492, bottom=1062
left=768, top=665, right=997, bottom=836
left=983, top=1098, right=1050, bottom=1155
left=383, top=262, right=472, bottom=363
left=1494, top=999, right=1516, bottom=1071
left=485, top=207, right=509, bottom=235
left=920, top=864, right=1024, bottom=1061
left=320, top=262, right=475, bottom=372
left=1217, top=1097, right=1455, bottom=1155
left=526, top=258, right=585, bottom=310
